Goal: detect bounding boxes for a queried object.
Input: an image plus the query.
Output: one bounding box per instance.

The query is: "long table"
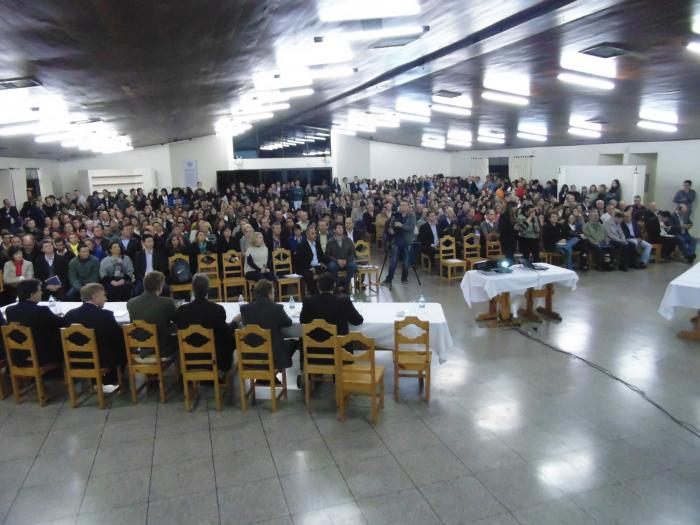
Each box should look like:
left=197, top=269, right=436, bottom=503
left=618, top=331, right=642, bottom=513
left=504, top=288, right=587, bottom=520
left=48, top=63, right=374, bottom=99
left=658, top=262, right=700, bottom=341
left=460, top=263, right=579, bottom=326
left=25, top=301, right=453, bottom=363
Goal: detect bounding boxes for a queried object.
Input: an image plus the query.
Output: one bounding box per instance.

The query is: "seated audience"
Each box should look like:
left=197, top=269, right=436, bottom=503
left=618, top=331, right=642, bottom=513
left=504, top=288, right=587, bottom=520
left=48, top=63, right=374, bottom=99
left=543, top=212, right=579, bottom=270
left=295, top=225, right=327, bottom=294
left=670, top=204, right=697, bottom=263
left=479, top=209, right=499, bottom=257
left=621, top=206, right=651, bottom=268
left=3, top=246, right=34, bottom=290
left=300, top=272, right=363, bottom=336
left=604, top=210, right=639, bottom=271
left=244, top=231, right=275, bottom=281
left=583, top=210, right=608, bottom=271
left=67, top=244, right=100, bottom=300
left=99, top=241, right=135, bottom=300
left=325, top=222, right=357, bottom=290
left=33, top=239, right=70, bottom=299
left=127, top=271, right=177, bottom=357
left=418, top=211, right=440, bottom=260
left=133, top=234, right=168, bottom=294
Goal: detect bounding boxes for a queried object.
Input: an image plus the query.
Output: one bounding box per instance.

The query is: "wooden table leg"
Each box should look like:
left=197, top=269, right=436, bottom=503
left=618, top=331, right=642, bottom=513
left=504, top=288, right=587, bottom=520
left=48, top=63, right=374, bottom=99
left=679, top=310, right=700, bottom=341
left=535, top=284, right=563, bottom=321
left=475, top=293, right=520, bottom=327
left=517, top=288, right=543, bottom=323
left=476, top=297, right=499, bottom=322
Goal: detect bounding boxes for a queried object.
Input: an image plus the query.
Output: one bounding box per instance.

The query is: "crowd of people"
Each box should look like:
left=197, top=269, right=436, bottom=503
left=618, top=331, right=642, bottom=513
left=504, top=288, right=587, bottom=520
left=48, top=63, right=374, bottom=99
left=0, top=173, right=695, bottom=385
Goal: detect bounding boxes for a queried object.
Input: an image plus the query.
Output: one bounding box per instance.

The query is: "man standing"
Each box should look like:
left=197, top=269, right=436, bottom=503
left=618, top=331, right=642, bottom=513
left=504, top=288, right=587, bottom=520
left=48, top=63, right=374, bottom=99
left=673, top=180, right=696, bottom=214
left=67, top=244, right=100, bottom=300
left=383, top=200, right=416, bottom=287
left=127, top=271, right=177, bottom=358
left=325, top=222, right=357, bottom=291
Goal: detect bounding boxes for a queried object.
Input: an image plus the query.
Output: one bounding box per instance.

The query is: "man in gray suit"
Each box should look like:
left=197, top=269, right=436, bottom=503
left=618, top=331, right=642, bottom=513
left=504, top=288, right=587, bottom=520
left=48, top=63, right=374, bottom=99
left=324, top=222, right=357, bottom=290
left=126, top=271, right=177, bottom=357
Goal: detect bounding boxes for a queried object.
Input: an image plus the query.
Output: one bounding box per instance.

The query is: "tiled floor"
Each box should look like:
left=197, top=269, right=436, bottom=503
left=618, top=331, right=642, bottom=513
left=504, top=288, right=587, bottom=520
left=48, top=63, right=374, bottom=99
left=1, top=261, right=699, bottom=524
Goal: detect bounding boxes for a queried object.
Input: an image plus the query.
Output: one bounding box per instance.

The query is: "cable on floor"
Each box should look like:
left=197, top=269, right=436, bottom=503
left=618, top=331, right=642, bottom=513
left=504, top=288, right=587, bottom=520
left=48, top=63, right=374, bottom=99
left=512, top=326, right=700, bottom=441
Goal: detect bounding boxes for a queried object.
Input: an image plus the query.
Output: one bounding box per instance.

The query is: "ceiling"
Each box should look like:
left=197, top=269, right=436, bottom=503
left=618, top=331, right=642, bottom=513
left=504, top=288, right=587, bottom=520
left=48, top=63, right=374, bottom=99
left=1, top=0, right=700, bottom=159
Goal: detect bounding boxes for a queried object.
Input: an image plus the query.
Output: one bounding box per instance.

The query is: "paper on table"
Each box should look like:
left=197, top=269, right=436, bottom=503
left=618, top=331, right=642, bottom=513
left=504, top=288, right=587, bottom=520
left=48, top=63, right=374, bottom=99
left=282, top=273, right=302, bottom=278
left=113, top=310, right=128, bottom=317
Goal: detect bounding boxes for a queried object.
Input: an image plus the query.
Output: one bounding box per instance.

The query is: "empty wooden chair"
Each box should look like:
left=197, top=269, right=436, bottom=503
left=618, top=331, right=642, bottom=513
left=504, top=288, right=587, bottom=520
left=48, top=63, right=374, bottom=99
left=354, top=240, right=380, bottom=293
left=122, top=321, right=177, bottom=404
left=221, top=250, right=247, bottom=301
left=1, top=323, right=60, bottom=406
left=335, top=332, right=385, bottom=424
left=168, top=254, right=192, bottom=298
left=272, top=248, right=302, bottom=301
left=197, top=253, right=222, bottom=301
left=60, top=324, right=123, bottom=409
left=177, top=325, right=228, bottom=411
left=649, top=243, right=662, bottom=263
left=301, top=319, right=338, bottom=407
left=438, top=235, right=466, bottom=283
left=486, top=240, right=503, bottom=260
left=235, top=324, right=287, bottom=412
left=463, top=234, right=486, bottom=270
left=393, top=316, right=431, bottom=402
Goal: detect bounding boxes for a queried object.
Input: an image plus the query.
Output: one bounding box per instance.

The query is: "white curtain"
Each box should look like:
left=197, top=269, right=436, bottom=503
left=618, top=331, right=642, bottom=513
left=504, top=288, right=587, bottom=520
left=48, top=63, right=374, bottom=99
left=470, top=157, right=489, bottom=178
left=509, top=155, right=534, bottom=180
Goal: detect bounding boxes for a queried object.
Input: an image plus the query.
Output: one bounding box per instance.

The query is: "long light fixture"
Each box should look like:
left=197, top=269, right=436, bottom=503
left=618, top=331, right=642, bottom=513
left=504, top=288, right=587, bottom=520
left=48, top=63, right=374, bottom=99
left=432, top=94, right=471, bottom=108
left=639, top=109, right=678, bottom=124
left=276, top=41, right=353, bottom=68
left=557, top=72, right=615, bottom=90
left=482, top=90, right=529, bottom=106
left=241, top=88, right=314, bottom=104
left=569, top=117, right=602, bottom=131
left=253, top=69, right=313, bottom=90
left=422, top=141, right=445, bottom=149
left=568, top=127, right=601, bottom=138
left=637, top=120, right=678, bottom=132
left=517, top=131, right=548, bottom=142
left=318, top=0, right=420, bottom=22
left=310, top=65, right=355, bottom=80
left=431, top=104, right=471, bottom=116
left=233, top=102, right=290, bottom=115
left=332, top=127, right=356, bottom=136
left=446, top=139, right=471, bottom=148
left=560, top=52, right=616, bottom=78
left=395, top=112, right=430, bottom=123
left=396, top=97, right=431, bottom=117
left=322, top=25, right=426, bottom=42
left=477, top=135, right=505, bottom=144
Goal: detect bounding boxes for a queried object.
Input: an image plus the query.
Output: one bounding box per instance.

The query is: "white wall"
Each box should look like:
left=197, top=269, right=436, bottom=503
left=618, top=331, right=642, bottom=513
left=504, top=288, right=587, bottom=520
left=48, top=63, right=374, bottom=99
left=559, top=165, right=645, bottom=204
left=169, top=135, right=232, bottom=190
left=369, top=141, right=450, bottom=181
left=0, top=157, right=60, bottom=204
left=331, top=131, right=370, bottom=182
left=232, top=156, right=332, bottom=171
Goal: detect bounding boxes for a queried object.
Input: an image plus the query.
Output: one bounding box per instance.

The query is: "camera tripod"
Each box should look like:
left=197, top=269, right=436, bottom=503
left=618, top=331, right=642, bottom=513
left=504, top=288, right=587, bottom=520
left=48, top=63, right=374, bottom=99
left=378, top=237, right=422, bottom=290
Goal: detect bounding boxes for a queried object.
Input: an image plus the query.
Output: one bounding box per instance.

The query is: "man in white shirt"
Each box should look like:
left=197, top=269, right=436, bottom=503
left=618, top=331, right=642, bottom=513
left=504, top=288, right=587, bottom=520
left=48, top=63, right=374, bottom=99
left=600, top=203, right=617, bottom=223
left=344, top=216, right=362, bottom=243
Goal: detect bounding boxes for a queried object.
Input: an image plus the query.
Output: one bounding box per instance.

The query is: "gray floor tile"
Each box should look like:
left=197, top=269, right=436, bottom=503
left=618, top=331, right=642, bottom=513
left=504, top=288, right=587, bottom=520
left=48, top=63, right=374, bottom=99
left=208, top=406, right=261, bottom=431
left=395, top=443, right=470, bottom=486
left=155, top=410, right=210, bottom=437
left=357, top=488, right=441, bottom=525
left=419, top=475, right=507, bottom=524
left=280, top=466, right=353, bottom=514
left=338, top=454, right=413, bottom=499
left=147, top=490, right=219, bottom=525
left=468, top=515, right=521, bottom=525
left=24, top=449, right=95, bottom=487
left=475, top=462, right=565, bottom=512
left=76, top=503, right=147, bottom=525
left=218, top=477, right=289, bottom=525
left=92, top=440, right=154, bottom=476
left=80, top=468, right=150, bottom=514
left=39, top=423, right=104, bottom=456
left=324, top=428, right=391, bottom=465
left=210, top=420, right=266, bottom=455
left=375, top=419, right=438, bottom=454
left=99, top=416, right=156, bottom=448
left=625, top=469, right=700, bottom=524
left=292, top=501, right=366, bottom=525
left=270, top=437, right=335, bottom=476
left=533, top=450, right=618, bottom=496
left=572, top=484, right=670, bottom=525
left=513, top=497, right=597, bottom=525
left=4, top=479, right=86, bottom=525
left=149, top=457, right=215, bottom=502
left=152, top=430, right=212, bottom=466
left=0, top=458, right=33, bottom=494
left=262, top=412, right=322, bottom=446
left=446, top=435, right=527, bottom=474
left=0, top=432, right=47, bottom=462
left=213, top=446, right=277, bottom=488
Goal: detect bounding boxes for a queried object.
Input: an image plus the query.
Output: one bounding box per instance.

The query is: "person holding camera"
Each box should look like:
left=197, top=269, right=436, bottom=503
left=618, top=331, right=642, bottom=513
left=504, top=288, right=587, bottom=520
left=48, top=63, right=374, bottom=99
left=382, top=200, right=416, bottom=286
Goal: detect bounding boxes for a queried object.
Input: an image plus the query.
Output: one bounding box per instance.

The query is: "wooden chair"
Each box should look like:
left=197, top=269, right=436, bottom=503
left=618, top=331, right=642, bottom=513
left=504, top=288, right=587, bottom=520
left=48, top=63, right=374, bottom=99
left=272, top=248, right=302, bottom=301
left=177, top=325, right=229, bottom=411
left=197, top=254, right=222, bottom=301
left=122, top=321, right=177, bottom=404
left=354, top=240, right=380, bottom=294
left=168, top=254, right=192, bottom=298
left=420, top=252, right=433, bottom=273
left=541, top=251, right=564, bottom=266
left=235, top=325, right=287, bottom=412
left=301, top=319, right=338, bottom=408
left=393, top=316, right=431, bottom=402
left=60, top=324, right=123, bottom=409
left=650, top=243, right=662, bottom=263
left=376, top=221, right=386, bottom=250
left=221, top=250, right=247, bottom=301
left=0, top=357, right=7, bottom=400
left=438, top=235, right=466, bottom=283
left=335, top=332, right=385, bottom=424
left=486, top=240, right=503, bottom=260
left=1, top=323, right=60, bottom=406
left=463, top=234, right=486, bottom=270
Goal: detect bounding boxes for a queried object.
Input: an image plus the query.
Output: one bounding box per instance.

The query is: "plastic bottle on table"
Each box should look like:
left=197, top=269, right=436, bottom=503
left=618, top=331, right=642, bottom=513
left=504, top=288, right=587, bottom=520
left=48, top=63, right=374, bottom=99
left=418, top=294, right=426, bottom=308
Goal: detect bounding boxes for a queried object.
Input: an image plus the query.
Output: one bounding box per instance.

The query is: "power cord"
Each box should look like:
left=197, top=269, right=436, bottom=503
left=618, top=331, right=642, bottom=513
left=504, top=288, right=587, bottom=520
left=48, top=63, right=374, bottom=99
left=512, top=326, right=700, bottom=440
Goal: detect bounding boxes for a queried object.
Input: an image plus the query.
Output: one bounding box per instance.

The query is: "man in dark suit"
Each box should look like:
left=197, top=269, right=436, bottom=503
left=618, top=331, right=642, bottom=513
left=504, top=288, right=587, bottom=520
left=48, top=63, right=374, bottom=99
left=33, top=239, right=71, bottom=300
left=300, top=273, right=363, bottom=336
left=294, top=226, right=327, bottom=294
left=127, top=271, right=177, bottom=357
left=133, top=234, right=169, bottom=295
left=0, top=199, right=20, bottom=233
left=325, top=222, right=357, bottom=290
left=343, top=216, right=365, bottom=244
left=5, top=279, right=68, bottom=365
left=118, top=224, right=142, bottom=260
left=240, top=279, right=293, bottom=371
left=64, top=283, right=126, bottom=382
left=174, top=273, right=235, bottom=372
left=418, top=211, right=440, bottom=260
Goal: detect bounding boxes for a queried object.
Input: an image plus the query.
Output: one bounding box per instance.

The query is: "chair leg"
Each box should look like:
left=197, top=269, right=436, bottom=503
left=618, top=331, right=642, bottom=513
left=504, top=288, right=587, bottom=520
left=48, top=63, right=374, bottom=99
left=425, top=365, right=431, bottom=402
left=96, top=376, right=106, bottom=409
left=10, top=373, right=21, bottom=404
left=304, top=372, right=311, bottom=407
left=270, top=378, right=277, bottom=413
left=337, top=392, right=346, bottom=422
left=183, top=378, right=192, bottom=411
left=281, top=369, right=288, bottom=400
left=129, top=369, right=138, bottom=404
left=35, top=373, right=47, bottom=407
left=213, top=376, right=222, bottom=412
left=370, top=394, right=378, bottom=424
left=66, top=374, right=77, bottom=408
left=239, top=375, right=247, bottom=411
left=393, top=364, right=399, bottom=401
left=158, top=370, right=167, bottom=403
left=380, top=380, right=385, bottom=408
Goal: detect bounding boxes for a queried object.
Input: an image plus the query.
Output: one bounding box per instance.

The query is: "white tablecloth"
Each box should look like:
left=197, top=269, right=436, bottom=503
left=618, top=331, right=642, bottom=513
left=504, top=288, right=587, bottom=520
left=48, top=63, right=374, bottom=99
left=460, top=263, right=579, bottom=306
left=18, top=301, right=453, bottom=364
left=658, top=263, right=700, bottom=320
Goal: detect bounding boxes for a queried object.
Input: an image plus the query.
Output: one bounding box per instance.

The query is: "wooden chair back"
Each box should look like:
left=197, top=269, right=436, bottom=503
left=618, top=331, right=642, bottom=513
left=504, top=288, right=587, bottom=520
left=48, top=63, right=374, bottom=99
left=463, top=234, right=480, bottom=259
left=271, top=248, right=294, bottom=276
left=122, top=321, right=174, bottom=403
left=177, top=324, right=225, bottom=410
left=335, top=332, right=376, bottom=386
left=393, top=315, right=431, bottom=401
left=394, top=316, right=430, bottom=364
left=438, top=235, right=457, bottom=260
left=302, top=319, right=338, bottom=374
left=486, top=240, right=502, bottom=259
left=197, top=253, right=221, bottom=280
left=354, top=240, right=371, bottom=264
left=61, top=324, right=102, bottom=377
left=222, top=250, right=244, bottom=278
left=2, top=323, right=40, bottom=372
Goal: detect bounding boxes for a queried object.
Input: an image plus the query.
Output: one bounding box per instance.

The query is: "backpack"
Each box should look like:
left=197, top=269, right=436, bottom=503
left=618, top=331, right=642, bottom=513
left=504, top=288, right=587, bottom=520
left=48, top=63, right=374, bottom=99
left=171, top=259, right=192, bottom=284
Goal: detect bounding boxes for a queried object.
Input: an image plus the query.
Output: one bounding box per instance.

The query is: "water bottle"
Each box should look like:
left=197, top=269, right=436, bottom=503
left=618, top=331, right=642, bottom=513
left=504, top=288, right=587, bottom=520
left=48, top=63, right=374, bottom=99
left=289, top=296, right=295, bottom=310
left=238, top=294, right=245, bottom=304
left=48, top=295, right=57, bottom=313
left=418, top=294, right=426, bottom=308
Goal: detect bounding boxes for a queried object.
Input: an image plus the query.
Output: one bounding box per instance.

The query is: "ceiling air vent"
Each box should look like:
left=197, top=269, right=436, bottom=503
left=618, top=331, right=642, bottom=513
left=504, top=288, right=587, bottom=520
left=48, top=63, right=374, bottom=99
left=586, top=116, right=610, bottom=124
left=580, top=42, right=630, bottom=59
left=0, top=77, right=41, bottom=90
left=432, top=90, right=461, bottom=98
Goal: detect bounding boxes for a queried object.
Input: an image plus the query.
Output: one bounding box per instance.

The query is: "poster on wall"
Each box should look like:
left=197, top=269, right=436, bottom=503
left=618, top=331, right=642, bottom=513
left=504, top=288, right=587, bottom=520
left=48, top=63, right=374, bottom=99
left=184, top=160, right=198, bottom=187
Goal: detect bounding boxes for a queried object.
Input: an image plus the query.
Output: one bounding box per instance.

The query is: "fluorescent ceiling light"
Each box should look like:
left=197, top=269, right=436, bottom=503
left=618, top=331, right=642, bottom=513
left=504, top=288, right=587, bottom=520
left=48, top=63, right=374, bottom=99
left=242, top=87, right=314, bottom=104
left=688, top=41, right=700, bottom=54
left=568, top=127, right=601, bottom=138
left=569, top=117, right=602, bottom=131
left=233, top=103, right=290, bottom=115
left=558, top=72, right=615, bottom=90
left=235, top=112, right=274, bottom=122
left=332, top=127, right=356, bottom=136
left=343, top=123, right=376, bottom=133
left=517, top=131, right=548, bottom=142
left=253, top=69, right=313, bottom=90
left=35, top=131, right=75, bottom=143
left=518, top=123, right=547, bottom=136
left=324, top=25, right=425, bottom=42
left=422, top=134, right=444, bottom=142
left=431, top=104, right=471, bottom=116
left=276, top=41, right=352, bottom=67
left=481, top=90, right=529, bottom=106
left=448, top=129, right=471, bottom=142
left=477, top=135, right=505, bottom=144
left=0, top=122, right=68, bottom=136
left=318, top=0, right=420, bottom=22
left=483, top=73, right=530, bottom=96
left=394, top=112, right=430, bottom=123
left=637, top=120, right=678, bottom=132
left=446, top=139, right=472, bottom=148
left=432, top=94, right=471, bottom=108
left=422, top=141, right=445, bottom=149
left=395, top=98, right=431, bottom=117
left=310, top=65, right=355, bottom=80
left=639, top=108, right=678, bottom=124
left=560, top=52, right=616, bottom=78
